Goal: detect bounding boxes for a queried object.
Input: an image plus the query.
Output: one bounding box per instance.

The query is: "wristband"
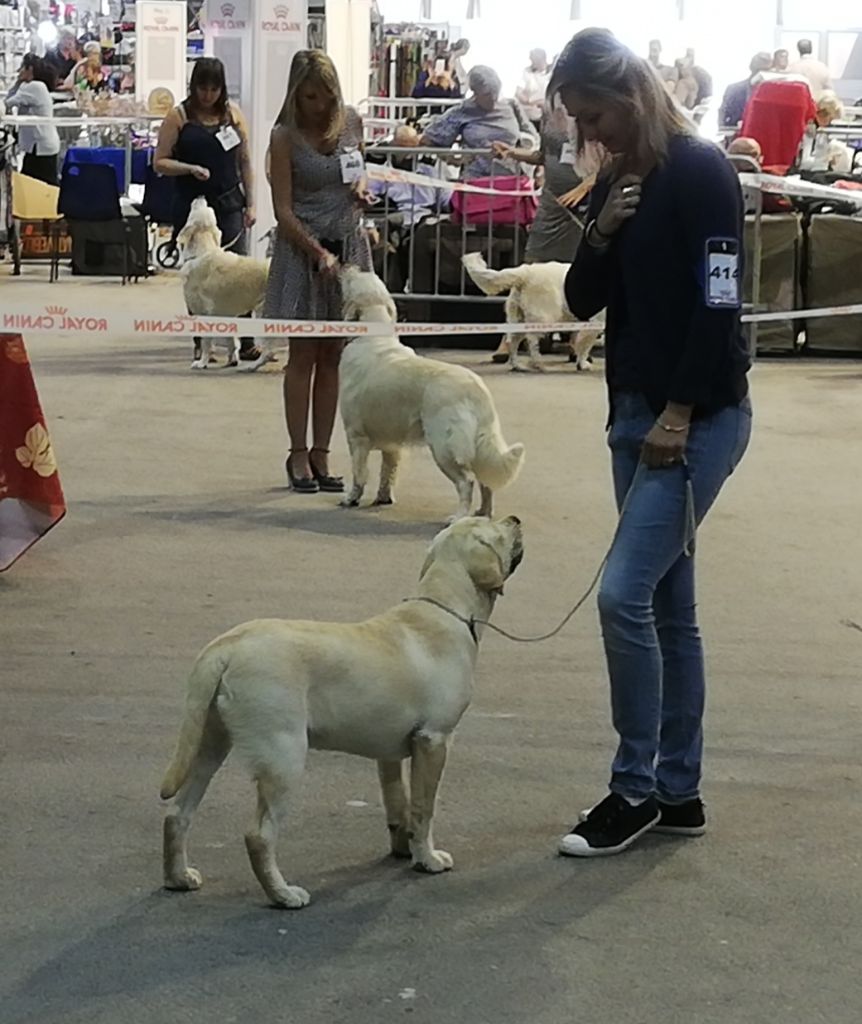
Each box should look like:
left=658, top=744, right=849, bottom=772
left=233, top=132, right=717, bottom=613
left=656, top=420, right=690, bottom=433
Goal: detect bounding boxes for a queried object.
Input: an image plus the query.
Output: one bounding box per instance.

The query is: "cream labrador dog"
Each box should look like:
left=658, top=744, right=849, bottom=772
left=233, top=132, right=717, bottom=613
left=339, top=266, right=525, bottom=521
left=177, top=197, right=270, bottom=370
left=462, top=252, right=603, bottom=373
left=160, top=514, right=524, bottom=909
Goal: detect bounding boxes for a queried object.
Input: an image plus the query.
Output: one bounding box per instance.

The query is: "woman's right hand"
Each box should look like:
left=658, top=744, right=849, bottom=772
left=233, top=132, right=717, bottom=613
left=492, top=140, right=514, bottom=159
left=189, top=165, right=211, bottom=182
left=595, top=173, right=642, bottom=237
left=317, top=249, right=340, bottom=276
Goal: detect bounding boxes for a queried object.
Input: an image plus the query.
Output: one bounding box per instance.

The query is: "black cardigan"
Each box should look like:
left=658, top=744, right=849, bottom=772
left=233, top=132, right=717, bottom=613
left=565, top=133, right=750, bottom=419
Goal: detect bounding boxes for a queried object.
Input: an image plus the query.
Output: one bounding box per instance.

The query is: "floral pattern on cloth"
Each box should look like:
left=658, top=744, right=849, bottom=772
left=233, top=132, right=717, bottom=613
left=16, top=423, right=58, bottom=478
left=0, top=334, right=66, bottom=571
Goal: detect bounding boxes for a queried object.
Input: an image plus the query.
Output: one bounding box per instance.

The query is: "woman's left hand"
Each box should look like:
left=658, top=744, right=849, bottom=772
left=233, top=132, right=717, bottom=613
left=641, top=421, right=690, bottom=469
left=244, top=207, right=256, bottom=229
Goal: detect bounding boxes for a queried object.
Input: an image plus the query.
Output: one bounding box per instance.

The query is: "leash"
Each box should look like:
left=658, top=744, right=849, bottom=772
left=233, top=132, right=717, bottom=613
left=404, top=460, right=697, bottom=646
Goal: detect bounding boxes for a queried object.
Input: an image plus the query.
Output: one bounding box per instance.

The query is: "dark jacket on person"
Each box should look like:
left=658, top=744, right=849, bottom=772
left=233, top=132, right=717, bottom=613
left=565, top=133, right=750, bottom=421
left=720, top=78, right=752, bottom=127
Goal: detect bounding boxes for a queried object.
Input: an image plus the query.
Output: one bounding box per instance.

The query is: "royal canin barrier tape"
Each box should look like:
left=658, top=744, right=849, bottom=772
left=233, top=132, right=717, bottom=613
left=4, top=301, right=862, bottom=338
left=0, top=304, right=597, bottom=337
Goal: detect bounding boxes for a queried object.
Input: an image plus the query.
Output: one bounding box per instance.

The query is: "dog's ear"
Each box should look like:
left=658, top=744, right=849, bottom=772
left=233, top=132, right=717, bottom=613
left=467, top=539, right=506, bottom=595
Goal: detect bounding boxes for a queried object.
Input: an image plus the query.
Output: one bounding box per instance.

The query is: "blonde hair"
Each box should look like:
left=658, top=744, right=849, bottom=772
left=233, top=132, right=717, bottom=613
left=549, top=28, right=692, bottom=174
left=276, top=49, right=345, bottom=146
left=816, top=90, right=843, bottom=124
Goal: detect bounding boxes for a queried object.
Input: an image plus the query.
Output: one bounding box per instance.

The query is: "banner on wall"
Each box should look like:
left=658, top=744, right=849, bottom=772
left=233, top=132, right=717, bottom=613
left=250, top=1, right=308, bottom=256
left=135, top=1, right=187, bottom=108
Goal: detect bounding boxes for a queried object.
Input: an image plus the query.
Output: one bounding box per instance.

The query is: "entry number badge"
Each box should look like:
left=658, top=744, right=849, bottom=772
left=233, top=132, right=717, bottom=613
left=216, top=125, right=241, bottom=151
left=340, top=149, right=365, bottom=184
left=560, top=142, right=577, bottom=166
left=705, top=238, right=740, bottom=308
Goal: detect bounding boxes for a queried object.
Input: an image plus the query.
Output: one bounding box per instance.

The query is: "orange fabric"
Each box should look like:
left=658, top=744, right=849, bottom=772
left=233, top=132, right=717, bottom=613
left=0, top=335, right=66, bottom=571
left=741, top=81, right=816, bottom=174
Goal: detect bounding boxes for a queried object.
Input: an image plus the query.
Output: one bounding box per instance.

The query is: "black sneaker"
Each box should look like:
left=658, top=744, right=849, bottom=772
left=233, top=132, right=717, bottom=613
left=559, top=793, right=660, bottom=857
left=653, top=798, right=706, bottom=836
left=577, top=797, right=707, bottom=837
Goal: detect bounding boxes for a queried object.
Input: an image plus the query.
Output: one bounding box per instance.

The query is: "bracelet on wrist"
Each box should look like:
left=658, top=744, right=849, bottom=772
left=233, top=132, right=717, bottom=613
left=656, top=419, right=690, bottom=433
left=586, top=220, right=611, bottom=249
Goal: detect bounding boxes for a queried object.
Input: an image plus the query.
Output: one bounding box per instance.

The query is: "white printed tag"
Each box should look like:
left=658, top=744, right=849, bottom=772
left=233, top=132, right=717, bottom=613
left=560, top=142, right=577, bottom=166
left=216, top=125, right=241, bottom=152
left=705, top=238, right=740, bottom=308
left=340, top=149, right=365, bottom=184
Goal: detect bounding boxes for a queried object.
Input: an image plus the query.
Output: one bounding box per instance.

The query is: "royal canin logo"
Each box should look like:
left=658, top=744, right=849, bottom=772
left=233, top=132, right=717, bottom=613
left=2, top=305, right=108, bottom=332
left=262, top=2, right=301, bottom=32
left=221, top=2, right=235, bottom=14
left=212, top=1, right=246, bottom=29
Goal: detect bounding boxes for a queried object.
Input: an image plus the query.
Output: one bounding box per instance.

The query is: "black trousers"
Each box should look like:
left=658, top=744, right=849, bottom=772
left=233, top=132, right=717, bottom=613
left=22, top=151, right=58, bottom=186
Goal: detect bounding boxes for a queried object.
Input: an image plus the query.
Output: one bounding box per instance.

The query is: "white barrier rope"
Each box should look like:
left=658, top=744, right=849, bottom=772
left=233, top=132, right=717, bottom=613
left=3, top=300, right=862, bottom=338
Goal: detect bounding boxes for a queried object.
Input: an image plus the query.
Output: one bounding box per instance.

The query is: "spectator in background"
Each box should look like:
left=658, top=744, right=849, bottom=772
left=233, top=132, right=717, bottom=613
left=449, top=38, right=471, bottom=93
left=516, top=48, right=551, bottom=131
left=420, top=65, right=538, bottom=179
left=61, top=41, right=107, bottom=93
left=368, top=124, right=451, bottom=291
left=719, top=52, right=773, bottom=128
left=4, top=55, right=60, bottom=184
left=773, top=49, right=790, bottom=72
left=675, top=50, right=712, bottom=112
left=412, top=59, right=461, bottom=100
left=647, top=39, right=678, bottom=92
left=799, top=90, right=844, bottom=171
left=788, top=39, right=831, bottom=99
left=44, top=28, right=79, bottom=89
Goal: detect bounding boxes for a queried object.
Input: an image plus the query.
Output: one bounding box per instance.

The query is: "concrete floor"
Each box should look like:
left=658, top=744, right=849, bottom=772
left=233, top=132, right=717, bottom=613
left=2, top=270, right=862, bottom=1024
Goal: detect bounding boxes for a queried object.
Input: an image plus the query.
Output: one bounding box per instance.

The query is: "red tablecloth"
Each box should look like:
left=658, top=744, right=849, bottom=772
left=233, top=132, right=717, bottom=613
left=0, top=335, right=66, bottom=570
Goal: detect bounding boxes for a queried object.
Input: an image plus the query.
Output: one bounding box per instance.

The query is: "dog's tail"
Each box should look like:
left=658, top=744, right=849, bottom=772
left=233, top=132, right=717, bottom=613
left=160, top=645, right=227, bottom=800
left=472, top=426, right=526, bottom=492
left=462, top=252, right=527, bottom=296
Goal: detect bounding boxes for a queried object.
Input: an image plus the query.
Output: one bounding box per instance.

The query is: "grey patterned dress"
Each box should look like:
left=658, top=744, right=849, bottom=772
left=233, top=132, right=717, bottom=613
left=525, top=115, right=584, bottom=265
left=264, top=108, right=372, bottom=321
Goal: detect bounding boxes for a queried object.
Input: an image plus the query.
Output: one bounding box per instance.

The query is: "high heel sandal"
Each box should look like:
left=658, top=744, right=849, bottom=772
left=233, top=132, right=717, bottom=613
left=286, top=448, right=319, bottom=493
left=309, top=447, right=345, bottom=493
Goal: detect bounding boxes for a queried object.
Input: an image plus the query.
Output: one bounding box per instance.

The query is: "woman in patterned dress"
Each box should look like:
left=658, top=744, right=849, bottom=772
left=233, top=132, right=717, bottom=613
left=265, top=50, right=371, bottom=493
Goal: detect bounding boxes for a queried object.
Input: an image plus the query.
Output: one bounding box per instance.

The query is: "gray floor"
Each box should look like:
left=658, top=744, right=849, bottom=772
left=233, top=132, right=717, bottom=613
left=2, top=273, right=862, bottom=1024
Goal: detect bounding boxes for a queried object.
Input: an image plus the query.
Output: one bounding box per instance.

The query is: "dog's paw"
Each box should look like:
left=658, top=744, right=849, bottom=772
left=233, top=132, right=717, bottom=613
left=388, top=825, right=412, bottom=859
left=340, top=495, right=361, bottom=508
left=164, top=867, right=203, bottom=891
left=412, top=849, right=454, bottom=874
left=225, top=358, right=238, bottom=368
left=373, top=495, right=395, bottom=507
left=270, top=884, right=311, bottom=910
left=189, top=360, right=208, bottom=371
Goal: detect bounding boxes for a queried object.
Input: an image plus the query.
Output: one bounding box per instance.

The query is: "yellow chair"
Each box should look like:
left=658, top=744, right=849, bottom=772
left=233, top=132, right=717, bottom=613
left=10, top=172, right=64, bottom=281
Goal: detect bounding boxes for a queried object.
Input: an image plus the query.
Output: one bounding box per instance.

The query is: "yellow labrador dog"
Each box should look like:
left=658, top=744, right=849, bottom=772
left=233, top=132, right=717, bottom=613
left=160, top=514, right=524, bottom=909
left=339, top=266, right=525, bottom=521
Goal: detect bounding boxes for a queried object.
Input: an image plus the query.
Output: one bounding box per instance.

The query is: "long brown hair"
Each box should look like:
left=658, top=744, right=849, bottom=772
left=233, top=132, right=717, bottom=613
left=548, top=28, right=691, bottom=174
left=186, top=57, right=230, bottom=121
left=275, top=49, right=345, bottom=146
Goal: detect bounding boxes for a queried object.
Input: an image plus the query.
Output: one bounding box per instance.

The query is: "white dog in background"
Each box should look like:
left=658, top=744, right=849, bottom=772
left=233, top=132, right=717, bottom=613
left=177, top=197, right=270, bottom=370
left=462, top=252, right=603, bottom=373
left=160, top=514, right=524, bottom=909
left=338, top=266, right=525, bottom=521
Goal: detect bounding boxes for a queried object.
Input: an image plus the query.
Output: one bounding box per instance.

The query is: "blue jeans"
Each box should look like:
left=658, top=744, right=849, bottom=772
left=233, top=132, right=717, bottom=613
left=599, top=392, right=752, bottom=804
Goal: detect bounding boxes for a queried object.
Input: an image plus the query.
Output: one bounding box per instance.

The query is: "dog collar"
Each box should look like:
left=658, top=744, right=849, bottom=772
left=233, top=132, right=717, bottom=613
left=402, top=597, right=478, bottom=644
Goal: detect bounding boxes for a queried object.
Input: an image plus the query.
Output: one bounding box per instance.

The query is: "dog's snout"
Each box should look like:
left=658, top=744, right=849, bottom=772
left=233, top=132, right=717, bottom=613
left=506, top=515, right=522, bottom=526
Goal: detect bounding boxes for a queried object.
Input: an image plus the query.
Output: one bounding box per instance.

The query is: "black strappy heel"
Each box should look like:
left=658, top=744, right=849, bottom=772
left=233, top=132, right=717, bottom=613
left=286, top=449, right=319, bottom=493
left=309, top=447, right=344, bottom=493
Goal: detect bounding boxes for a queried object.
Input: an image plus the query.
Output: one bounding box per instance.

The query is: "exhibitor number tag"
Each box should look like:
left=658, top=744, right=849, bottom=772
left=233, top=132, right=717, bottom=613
left=216, top=125, right=241, bottom=151
left=340, top=149, right=365, bottom=184
left=705, top=238, right=740, bottom=308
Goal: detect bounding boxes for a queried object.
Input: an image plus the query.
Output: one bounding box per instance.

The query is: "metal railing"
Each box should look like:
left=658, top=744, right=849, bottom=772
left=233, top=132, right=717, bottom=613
left=363, top=145, right=543, bottom=314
